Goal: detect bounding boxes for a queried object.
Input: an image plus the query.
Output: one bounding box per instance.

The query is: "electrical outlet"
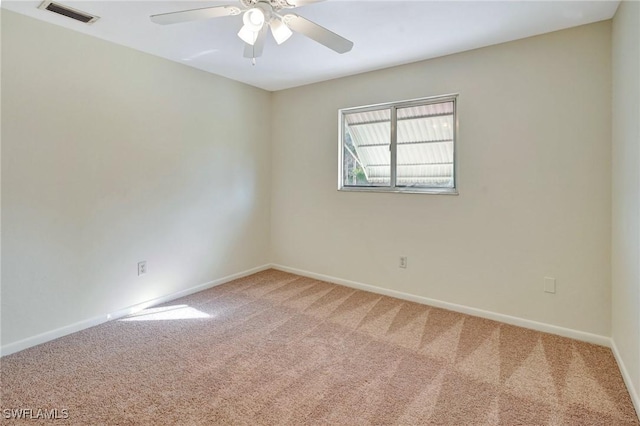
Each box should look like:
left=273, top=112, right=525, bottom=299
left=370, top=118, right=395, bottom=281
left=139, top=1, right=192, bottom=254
left=138, top=261, right=147, bottom=276
left=544, top=277, right=556, bottom=294
left=399, top=257, right=407, bottom=269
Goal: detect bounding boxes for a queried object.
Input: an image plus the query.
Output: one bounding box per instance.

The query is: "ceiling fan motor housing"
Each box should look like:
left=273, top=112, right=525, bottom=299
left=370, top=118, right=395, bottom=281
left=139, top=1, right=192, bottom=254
left=241, top=0, right=296, bottom=12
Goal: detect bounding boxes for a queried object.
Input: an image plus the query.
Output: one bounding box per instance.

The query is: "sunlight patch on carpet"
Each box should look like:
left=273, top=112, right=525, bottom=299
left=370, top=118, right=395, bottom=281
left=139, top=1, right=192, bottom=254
left=120, top=305, right=210, bottom=321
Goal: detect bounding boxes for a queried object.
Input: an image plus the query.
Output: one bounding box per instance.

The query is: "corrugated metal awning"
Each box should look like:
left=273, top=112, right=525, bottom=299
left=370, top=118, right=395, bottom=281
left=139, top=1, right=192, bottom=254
left=344, top=102, right=454, bottom=186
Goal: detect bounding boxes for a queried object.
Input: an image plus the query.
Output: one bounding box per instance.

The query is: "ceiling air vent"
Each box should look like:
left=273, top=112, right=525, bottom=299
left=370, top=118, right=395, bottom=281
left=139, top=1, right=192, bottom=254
left=38, top=1, right=100, bottom=24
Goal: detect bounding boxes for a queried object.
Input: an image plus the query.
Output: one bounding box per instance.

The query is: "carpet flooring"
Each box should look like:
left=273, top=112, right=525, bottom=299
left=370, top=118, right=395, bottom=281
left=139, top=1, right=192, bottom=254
left=1, top=269, right=638, bottom=425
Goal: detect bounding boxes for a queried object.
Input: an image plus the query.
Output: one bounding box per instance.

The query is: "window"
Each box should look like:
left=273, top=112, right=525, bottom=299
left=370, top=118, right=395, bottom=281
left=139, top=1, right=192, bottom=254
left=339, top=94, right=457, bottom=194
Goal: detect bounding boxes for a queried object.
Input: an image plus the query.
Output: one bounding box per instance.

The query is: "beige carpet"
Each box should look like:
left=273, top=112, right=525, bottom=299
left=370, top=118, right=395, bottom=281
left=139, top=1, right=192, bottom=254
left=1, top=269, right=638, bottom=425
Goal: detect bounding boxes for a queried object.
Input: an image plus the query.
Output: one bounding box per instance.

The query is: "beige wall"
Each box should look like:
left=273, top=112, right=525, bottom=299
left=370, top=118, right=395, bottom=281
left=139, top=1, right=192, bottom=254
left=612, top=0, right=640, bottom=404
left=1, top=11, right=272, bottom=345
left=271, top=22, right=612, bottom=336
left=0, top=11, right=618, bottom=351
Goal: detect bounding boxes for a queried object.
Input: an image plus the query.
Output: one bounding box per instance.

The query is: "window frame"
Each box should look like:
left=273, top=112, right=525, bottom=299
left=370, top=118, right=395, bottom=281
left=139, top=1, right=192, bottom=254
left=338, top=94, right=459, bottom=195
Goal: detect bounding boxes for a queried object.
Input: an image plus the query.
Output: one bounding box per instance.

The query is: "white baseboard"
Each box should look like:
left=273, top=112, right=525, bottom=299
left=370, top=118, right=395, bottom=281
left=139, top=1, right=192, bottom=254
left=611, top=338, right=640, bottom=419
left=0, top=262, right=613, bottom=354
left=271, top=264, right=611, bottom=347
left=0, top=264, right=271, bottom=357
left=0, top=315, right=107, bottom=359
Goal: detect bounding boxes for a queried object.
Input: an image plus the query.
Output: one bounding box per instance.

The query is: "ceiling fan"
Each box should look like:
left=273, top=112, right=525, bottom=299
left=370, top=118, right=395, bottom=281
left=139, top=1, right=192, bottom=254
left=150, top=0, right=354, bottom=63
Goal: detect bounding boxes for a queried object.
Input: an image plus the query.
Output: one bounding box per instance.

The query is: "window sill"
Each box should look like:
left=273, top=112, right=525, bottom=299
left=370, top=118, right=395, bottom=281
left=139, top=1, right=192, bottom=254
left=338, top=186, right=459, bottom=195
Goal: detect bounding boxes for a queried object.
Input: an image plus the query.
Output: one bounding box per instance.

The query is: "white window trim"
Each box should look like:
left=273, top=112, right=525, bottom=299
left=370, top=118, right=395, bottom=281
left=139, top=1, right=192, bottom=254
left=338, top=94, right=459, bottom=195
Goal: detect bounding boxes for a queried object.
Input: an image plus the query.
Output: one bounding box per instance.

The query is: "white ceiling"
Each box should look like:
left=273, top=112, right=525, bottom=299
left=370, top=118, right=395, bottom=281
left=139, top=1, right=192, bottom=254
left=2, top=1, right=620, bottom=91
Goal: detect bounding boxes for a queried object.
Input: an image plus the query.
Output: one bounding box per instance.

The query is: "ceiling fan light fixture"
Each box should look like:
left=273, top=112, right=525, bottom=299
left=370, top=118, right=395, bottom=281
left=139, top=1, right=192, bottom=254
left=242, top=8, right=265, bottom=31
left=238, top=25, right=259, bottom=45
left=270, top=18, right=292, bottom=44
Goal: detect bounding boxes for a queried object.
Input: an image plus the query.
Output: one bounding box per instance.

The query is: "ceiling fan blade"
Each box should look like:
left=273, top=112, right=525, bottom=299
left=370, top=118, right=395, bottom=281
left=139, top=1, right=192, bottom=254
left=285, top=0, right=326, bottom=6
left=243, top=26, right=268, bottom=59
left=283, top=14, right=353, bottom=54
left=151, top=5, right=241, bottom=25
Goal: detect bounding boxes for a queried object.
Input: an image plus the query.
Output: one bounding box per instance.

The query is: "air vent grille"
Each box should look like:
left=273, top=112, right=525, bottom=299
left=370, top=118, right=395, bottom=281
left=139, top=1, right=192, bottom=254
left=38, top=1, right=99, bottom=24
